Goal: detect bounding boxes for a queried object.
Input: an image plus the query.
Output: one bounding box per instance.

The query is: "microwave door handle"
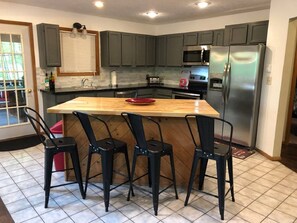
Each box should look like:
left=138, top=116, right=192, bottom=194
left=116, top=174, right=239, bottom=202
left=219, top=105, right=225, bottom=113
left=222, top=63, right=228, bottom=103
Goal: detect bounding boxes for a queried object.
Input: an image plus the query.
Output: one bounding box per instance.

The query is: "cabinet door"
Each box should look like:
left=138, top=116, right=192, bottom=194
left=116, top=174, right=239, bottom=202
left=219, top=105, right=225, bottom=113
left=183, top=32, right=198, bottom=46
left=213, top=29, right=224, bottom=46
left=156, top=36, right=167, bottom=66
left=224, top=24, right=248, bottom=45
left=122, top=33, right=135, bottom=66
left=146, top=36, right=156, bottom=66
left=108, top=32, right=121, bottom=66
left=247, top=21, right=268, bottom=44
left=198, top=31, right=213, bottom=45
left=37, top=23, right=61, bottom=68
left=135, top=35, right=146, bottom=66
left=166, top=34, right=183, bottom=67
left=96, top=91, right=114, bottom=97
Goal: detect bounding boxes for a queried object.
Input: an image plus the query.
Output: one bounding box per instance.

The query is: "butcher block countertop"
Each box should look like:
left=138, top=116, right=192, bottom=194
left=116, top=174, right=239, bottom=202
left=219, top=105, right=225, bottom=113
left=47, top=97, right=219, bottom=118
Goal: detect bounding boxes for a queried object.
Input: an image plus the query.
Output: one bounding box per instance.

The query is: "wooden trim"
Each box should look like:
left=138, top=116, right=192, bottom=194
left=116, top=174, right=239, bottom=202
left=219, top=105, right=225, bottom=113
left=255, top=148, right=281, bottom=161
left=284, top=41, right=297, bottom=144
left=57, top=27, right=100, bottom=77
left=0, top=20, right=39, bottom=131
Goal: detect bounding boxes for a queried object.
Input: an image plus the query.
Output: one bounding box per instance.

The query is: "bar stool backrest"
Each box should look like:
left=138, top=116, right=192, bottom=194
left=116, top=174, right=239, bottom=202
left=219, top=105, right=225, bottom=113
left=73, top=111, right=116, bottom=149
left=23, top=107, right=57, bottom=148
left=185, top=114, right=233, bottom=155
left=123, top=113, right=147, bottom=150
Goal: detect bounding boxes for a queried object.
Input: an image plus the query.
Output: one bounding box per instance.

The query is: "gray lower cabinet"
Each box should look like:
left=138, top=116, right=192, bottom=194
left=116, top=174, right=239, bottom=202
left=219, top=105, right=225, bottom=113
left=156, top=36, right=167, bottom=66
left=100, top=31, right=121, bottom=66
left=37, top=23, right=61, bottom=69
left=183, top=32, right=198, bottom=46
left=146, top=36, right=156, bottom=66
left=135, top=35, right=146, bottom=66
left=198, top=31, right=213, bottom=45
left=213, top=29, right=225, bottom=46
left=155, top=88, right=172, bottom=98
left=166, top=34, right=183, bottom=67
left=137, top=88, right=154, bottom=98
left=122, top=33, right=135, bottom=66
left=247, top=21, right=269, bottom=44
left=42, top=93, right=74, bottom=127
left=224, top=24, right=248, bottom=45
left=96, top=91, right=115, bottom=97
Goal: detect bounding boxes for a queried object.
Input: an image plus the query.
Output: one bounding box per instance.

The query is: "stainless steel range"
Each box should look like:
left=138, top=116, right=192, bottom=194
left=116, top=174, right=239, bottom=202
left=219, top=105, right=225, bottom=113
left=172, top=72, right=208, bottom=100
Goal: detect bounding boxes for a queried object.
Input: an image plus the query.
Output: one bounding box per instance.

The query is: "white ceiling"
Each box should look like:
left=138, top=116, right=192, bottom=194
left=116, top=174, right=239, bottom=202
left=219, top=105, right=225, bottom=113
left=3, top=0, right=271, bottom=24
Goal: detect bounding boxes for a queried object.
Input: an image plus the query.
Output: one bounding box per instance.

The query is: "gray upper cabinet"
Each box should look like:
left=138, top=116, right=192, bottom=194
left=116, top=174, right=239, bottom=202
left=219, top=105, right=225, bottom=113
left=247, top=21, right=269, bottom=44
left=213, top=29, right=225, bottom=46
left=198, top=31, right=213, bottom=45
left=135, top=35, right=146, bottom=66
left=121, top=33, right=135, bottom=66
left=156, top=36, right=167, bottom=66
left=183, top=32, right=198, bottom=46
left=166, top=34, right=183, bottom=67
left=37, top=23, right=61, bottom=69
left=146, top=35, right=156, bottom=66
left=224, top=24, right=248, bottom=45
left=100, top=31, right=121, bottom=67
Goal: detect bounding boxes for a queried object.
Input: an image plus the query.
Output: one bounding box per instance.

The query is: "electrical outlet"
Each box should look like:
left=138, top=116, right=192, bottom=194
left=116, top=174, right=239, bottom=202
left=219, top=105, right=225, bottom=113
left=266, top=76, right=272, bottom=85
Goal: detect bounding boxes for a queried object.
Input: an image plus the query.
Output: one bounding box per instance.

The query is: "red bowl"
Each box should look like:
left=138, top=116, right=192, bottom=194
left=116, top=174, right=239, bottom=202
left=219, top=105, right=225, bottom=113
left=125, top=98, right=155, bottom=105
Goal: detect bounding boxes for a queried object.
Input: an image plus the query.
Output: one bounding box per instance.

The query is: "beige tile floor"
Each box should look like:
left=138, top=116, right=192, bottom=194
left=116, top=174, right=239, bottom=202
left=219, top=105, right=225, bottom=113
left=1, top=144, right=297, bottom=223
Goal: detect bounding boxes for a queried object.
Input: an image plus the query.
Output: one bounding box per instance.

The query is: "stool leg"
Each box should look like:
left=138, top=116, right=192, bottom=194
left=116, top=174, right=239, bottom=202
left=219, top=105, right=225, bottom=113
left=147, top=157, right=152, bottom=188
left=169, top=151, right=178, bottom=199
left=149, top=153, right=161, bottom=216
left=198, top=158, right=208, bottom=190
left=110, top=154, right=114, bottom=185
left=185, top=151, right=199, bottom=206
left=124, top=148, right=134, bottom=197
left=227, top=155, right=235, bottom=202
left=44, top=151, right=54, bottom=208
left=84, top=149, right=93, bottom=195
left=128, top=150, right=137, bottom=201
left=70, top=149, right=85, bottom=199
left=101, top=149, right=113, bottom=212
left=216, top=157, right=226, bottom=220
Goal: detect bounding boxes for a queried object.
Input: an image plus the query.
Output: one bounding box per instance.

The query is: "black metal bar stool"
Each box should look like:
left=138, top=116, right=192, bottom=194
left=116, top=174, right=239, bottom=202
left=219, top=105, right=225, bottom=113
left=73, top=111, right=133, bottom=212
left=184, top=114, right=235, bottom=220
left=23, top=107, right=85, bottom=208
left=121, top=112, right=178, bottom=216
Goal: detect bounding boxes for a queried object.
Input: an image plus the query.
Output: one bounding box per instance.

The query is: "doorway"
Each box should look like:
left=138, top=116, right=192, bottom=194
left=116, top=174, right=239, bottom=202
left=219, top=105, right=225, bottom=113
left=0, top=20, right=38, bottom=141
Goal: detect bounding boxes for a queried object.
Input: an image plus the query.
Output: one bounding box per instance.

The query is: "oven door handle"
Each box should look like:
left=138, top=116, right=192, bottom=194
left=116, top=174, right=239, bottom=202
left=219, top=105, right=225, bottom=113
left=172, top=92, right=201, bottom=98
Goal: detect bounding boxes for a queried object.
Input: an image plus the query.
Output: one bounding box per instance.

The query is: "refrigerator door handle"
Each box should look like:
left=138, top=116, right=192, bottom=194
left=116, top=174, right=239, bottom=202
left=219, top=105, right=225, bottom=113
left=222, top=63, right=228, bottom=103
left=226, top=63, right=231, bottom=103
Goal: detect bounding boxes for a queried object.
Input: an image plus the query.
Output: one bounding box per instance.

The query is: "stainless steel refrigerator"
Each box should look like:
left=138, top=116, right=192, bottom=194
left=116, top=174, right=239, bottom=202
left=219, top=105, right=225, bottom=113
left=206, top=44, right=265, bottom=149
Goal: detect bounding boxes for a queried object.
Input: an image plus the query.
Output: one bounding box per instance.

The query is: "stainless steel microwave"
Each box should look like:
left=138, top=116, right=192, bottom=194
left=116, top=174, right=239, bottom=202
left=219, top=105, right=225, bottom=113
left=183, top=45, right=211, bottom=66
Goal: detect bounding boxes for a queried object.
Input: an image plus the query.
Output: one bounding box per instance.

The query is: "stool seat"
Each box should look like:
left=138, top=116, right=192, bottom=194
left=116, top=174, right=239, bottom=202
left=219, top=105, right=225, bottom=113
left=45, top=137, right=76, bottom=150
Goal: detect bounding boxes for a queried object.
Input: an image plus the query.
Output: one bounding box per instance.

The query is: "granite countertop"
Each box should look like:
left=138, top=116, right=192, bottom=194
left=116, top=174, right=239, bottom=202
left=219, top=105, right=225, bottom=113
left=39, top=83, right=200, bottom=94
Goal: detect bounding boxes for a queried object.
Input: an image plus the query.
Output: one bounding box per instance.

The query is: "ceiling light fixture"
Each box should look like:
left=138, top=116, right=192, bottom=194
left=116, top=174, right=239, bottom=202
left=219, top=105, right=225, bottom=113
left=94, top=1, right=104, bottom=8
left=196, top=1, right=210, bottom=9
left=145, top=10, right=159, bottom=19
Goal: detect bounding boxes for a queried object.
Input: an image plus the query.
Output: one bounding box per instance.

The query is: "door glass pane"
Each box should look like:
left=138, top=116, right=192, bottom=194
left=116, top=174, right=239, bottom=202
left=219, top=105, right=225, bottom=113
left=7, top=90, right=16, bottom=107
left=0, top=33, right=27, bottom=128
left=0, top=109, right=8, bottom=126
left=17, top=90, right=26, bottom=106
left=8, top=108, right=18, bottom=125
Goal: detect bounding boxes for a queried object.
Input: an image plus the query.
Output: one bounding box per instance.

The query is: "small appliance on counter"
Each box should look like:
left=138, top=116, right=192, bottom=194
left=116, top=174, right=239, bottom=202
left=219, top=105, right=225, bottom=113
left=179, top=78, right=188, bottom=87
left=146, top=75, right=163, bottom=85
left=110, top=70, right=118, bottom=87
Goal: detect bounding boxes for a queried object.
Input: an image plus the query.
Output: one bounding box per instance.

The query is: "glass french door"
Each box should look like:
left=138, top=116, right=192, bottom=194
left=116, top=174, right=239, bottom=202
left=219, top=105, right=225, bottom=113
left=0, top=23, right=36, bottom=141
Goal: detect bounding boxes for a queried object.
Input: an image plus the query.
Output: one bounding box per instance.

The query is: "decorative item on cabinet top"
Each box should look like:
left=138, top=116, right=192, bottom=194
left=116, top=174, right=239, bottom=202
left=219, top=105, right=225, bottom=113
left=71, top=22, right=87, bottom=38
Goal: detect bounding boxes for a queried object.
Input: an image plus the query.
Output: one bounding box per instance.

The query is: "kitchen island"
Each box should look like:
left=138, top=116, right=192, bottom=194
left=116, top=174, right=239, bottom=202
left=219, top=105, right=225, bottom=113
left=47, top=97, right=219, bottom=187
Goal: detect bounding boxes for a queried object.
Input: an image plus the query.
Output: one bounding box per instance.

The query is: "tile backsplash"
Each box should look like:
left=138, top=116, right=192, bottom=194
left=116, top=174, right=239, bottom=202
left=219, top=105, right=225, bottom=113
left=37, top=66, right=208, bottom=89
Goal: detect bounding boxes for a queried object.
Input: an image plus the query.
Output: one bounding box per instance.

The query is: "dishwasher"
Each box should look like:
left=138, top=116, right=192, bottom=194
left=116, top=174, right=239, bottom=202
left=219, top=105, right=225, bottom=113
left=115, top=90, right=137, bottom=98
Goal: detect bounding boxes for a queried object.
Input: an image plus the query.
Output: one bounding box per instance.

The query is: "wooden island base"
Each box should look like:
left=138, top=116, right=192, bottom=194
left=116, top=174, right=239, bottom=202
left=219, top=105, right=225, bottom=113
left=48, top=97, right=219, bottom=187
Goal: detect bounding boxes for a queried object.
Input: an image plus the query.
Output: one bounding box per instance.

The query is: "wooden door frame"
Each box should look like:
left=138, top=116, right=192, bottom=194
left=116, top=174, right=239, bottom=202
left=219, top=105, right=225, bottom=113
left=284, top=42, right=297, bottom=144
left=0, top=19, right=39, bottom=115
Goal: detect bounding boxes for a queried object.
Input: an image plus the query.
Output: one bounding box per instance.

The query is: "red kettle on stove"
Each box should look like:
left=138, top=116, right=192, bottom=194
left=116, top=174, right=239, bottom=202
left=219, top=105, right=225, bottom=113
left=179, top=78, right=188, bottom=87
